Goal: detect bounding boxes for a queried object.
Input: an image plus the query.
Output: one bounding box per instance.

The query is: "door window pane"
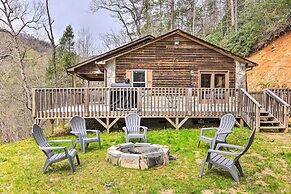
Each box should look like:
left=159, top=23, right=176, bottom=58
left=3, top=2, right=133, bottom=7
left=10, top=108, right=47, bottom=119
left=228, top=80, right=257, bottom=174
left=201, top=74, right=211, bottom=88
left=133, top=70, right=145, bottom=82
left=132, top=83, right=146, bottom=87
left=215, top=74, right=225, bottom=88
left=132, top=70, right=146, bottom=87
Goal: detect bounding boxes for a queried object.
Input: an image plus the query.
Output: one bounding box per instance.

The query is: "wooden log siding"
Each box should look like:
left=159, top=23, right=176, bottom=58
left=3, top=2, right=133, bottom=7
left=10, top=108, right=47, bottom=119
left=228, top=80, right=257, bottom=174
left=115, top=34, right=236, bottom=88
left=32, top=87, right=240, bottom=120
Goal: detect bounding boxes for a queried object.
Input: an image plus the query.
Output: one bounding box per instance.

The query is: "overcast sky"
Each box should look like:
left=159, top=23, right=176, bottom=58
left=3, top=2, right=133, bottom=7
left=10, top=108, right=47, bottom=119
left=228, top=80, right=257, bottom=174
left=49, top=0, right=121, bottom=48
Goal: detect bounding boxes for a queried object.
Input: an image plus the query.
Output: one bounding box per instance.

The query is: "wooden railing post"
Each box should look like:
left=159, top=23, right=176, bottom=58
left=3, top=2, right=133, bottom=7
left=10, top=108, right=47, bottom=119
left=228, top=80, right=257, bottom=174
left=84, top=88, right=89, bottom=117
left=256, top=106, right=260, bottom=132
left=284, top=106, right=289, bottom=133
left=137, top=87, right=141, bottom=114
left=187, top=88, right=192, bottom=116
left=32, top=88, right=36, bottom=118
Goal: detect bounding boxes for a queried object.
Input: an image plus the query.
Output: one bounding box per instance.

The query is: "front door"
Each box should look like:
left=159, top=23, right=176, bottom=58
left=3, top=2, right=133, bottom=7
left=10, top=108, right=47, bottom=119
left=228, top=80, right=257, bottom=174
left=199, top=71, right=229, bottom=103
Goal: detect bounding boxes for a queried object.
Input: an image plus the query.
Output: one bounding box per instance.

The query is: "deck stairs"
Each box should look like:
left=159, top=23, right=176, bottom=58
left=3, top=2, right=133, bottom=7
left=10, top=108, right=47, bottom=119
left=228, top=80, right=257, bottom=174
left=259, top=108, right=285, bottom=132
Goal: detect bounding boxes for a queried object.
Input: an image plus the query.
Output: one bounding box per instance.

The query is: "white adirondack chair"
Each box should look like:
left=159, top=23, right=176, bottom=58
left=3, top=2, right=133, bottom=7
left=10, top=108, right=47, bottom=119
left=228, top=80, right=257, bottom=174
left=122, top=113, right=148, bottom=143
left=32, top=124, right=80, bottom=174
left=198, top=114, right=236, bottom=148
left=70, top=116, right=101, bottom=153
left=199, top=128, right=256, bottom=184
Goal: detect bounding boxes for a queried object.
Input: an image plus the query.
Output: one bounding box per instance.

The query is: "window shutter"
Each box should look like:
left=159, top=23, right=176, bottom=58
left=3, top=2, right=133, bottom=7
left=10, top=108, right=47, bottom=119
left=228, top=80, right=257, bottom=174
left=125, top=70, right=132, bottom=82
left=147, top=70, right=153, bottom=87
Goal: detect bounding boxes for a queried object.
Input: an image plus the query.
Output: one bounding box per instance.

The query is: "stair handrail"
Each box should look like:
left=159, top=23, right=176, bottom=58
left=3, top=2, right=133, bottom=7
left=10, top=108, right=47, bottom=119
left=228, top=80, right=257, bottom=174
left=241, top=88, right=262, bottom=108
left=264, top=89, right=290, bottom=107
left=263, top=89, right=289, bottom=132
left=240, top=88, right=262, bottom=132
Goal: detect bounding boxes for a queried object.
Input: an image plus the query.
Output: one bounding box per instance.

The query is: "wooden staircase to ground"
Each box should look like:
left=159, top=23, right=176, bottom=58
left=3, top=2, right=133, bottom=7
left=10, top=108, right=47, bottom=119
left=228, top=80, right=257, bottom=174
left=259, top=109, right=286, bottom=132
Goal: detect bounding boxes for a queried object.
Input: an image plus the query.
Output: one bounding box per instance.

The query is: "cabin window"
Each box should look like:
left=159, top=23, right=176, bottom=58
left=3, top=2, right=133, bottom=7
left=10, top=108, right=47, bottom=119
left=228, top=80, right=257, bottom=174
left=199, top=71, right=229, bottom=88
left=199, top=70, right=229, bottom=102
left=132, top=70, right=147, bottom=87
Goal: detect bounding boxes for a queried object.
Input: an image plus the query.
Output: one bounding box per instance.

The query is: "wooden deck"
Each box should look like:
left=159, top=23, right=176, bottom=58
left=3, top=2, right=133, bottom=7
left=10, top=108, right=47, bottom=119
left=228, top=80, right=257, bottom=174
left=32, top=87, right=289, bottom=132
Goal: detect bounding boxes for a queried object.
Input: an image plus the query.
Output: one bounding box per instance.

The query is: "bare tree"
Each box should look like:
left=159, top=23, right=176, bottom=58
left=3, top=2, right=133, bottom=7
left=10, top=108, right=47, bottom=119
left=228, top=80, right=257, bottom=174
left=100, top=29, right=129, bottom=51
left=91, top=0, right=146, bottom=40
left=76, top=27, right=95, bottom=58
left=230, top=0, right=238, bottom=31
left=170, top=0, right=175, bottom=30
left=0, top=0, right=43, bottom=111
left=43, top=0, right=57, bottom=86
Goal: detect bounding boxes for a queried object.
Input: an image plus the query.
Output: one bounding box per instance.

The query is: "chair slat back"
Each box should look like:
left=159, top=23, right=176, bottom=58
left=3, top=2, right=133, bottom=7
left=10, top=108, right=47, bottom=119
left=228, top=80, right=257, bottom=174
left=70, top=116, right=87, bottom=138
left=217, top=114, right=236, bottom=141
left=125, top=113, right=141, bottom=134
left=234, top=129, right=256, bottom=163
left=32, top=124, right=54, bottom=158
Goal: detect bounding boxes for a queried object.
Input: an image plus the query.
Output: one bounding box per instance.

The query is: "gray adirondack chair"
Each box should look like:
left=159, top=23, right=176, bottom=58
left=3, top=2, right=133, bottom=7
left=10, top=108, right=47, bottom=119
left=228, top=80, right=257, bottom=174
left=199, top=128, right=256, bottom=184
left=122, top=113, right=147, bottom=143
left=198, top=114, right=236, bottom=148
left=32, top=124, right=80, bottom=174
left=70, top=116, right=101, bottom=153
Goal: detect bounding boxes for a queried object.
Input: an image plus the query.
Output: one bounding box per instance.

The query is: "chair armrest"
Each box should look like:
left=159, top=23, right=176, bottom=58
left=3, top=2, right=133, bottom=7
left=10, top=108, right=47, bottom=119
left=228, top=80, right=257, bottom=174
left=86, top=130, right=100, bottom=138
left=140, top=126, right=148, bottom=133
left=39, top=146, right=67, bottom=151
left=48, top=140, right=74, bottom=149
left=122, top=127, right=127, bottom=133
left=217, top=131, right=232, bottom=135
left=86, top=130, right=100, bottom=133
left=201, top=128, right=218, bottom=131
left=208, top=149, right=241, bottom=156
left=216, top=143, right=245, bottom=150
left=70, top=131, right=81, bottom=136
left=200, top=128, right=218, bottom=136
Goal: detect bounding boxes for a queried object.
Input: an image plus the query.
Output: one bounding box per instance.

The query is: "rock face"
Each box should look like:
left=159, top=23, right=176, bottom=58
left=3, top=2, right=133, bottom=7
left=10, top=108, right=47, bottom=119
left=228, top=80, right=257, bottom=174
left=106, top=143, right=170, bottom=170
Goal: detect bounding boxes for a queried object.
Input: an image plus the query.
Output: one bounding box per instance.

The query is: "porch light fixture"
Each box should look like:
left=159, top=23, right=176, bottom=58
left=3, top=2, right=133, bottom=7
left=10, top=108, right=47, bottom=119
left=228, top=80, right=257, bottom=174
left=174, top=41, right=180, bottom=45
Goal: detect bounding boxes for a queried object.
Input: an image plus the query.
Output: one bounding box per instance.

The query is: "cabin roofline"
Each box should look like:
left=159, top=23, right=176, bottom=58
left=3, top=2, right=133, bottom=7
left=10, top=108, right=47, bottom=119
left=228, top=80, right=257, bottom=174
left=67, top=29, right=257, bottom=75
left=105, top=29, right=257, bottom=67
left=67, top=35, right=155, bottom=74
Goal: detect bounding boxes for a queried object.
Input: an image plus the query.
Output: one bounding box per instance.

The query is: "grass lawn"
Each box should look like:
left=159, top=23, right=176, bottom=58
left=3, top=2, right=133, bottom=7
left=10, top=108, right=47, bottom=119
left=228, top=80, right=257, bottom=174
left=0, top=128, right=290, bottom=193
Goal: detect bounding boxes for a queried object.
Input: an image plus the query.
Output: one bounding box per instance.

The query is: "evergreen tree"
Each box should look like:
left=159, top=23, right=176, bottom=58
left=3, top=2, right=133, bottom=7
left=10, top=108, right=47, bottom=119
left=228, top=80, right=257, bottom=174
left=46, top=25, right=78, bottom=86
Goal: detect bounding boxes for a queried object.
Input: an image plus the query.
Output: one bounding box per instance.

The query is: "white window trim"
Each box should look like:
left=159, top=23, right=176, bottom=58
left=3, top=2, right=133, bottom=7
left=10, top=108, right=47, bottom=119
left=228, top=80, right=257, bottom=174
left=131, top=69, right=147, bottom=87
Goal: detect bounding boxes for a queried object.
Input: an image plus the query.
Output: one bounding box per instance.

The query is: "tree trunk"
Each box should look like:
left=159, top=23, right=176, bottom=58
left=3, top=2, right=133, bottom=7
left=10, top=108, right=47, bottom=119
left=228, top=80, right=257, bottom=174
left=14, top=38, right=32, bottom=111
left=192, top=1, right=196, bottom=35
left=170, top=0, right=175, bottom=30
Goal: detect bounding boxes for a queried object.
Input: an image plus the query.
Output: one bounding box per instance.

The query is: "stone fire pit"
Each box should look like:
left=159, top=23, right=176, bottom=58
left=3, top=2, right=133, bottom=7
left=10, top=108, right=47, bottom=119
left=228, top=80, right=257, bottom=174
left=106, top=143, right=170, bottom=170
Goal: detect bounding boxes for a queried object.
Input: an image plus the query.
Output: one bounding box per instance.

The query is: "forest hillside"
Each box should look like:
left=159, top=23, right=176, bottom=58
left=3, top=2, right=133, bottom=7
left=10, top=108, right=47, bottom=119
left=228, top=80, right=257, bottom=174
left=247, top=31, right=291, bottom=91
left=0, top=31, right=51, bottom=143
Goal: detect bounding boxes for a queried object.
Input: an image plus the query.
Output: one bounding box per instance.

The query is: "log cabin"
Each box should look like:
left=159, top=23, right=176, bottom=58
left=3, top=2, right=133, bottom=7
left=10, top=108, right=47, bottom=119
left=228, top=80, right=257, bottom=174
left=67, top=29, right=256, bottom=89
left=32, top=29, right=290, bottom=133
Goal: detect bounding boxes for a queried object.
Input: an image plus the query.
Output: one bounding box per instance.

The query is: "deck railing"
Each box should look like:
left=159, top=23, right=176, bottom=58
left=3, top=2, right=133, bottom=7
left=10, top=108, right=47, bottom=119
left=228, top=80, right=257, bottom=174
left=270, top=88, right=291, bottom=116
left=263, top=89, right=290, bottom=128
left=239, top=88, right=261, bottom=131
left=32, top=87, right=240, bottom=119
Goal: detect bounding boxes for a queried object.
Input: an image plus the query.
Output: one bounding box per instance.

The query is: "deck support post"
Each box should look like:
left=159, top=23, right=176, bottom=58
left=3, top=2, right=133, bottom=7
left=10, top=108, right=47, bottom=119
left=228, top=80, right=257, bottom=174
left=72, top=73, right=77, bottom=88
left=165, top=117, right=189, bottom=130
left=239, top=118, right=244, bottom=128
left=284, top=106, right=289, bottom=133
left=95, top=117, right=120, bottom=133
left=49, top=119, right=55, bottom=134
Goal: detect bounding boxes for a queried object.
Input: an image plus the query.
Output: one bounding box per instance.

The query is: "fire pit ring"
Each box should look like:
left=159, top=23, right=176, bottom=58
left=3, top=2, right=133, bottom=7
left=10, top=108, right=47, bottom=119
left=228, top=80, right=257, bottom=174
left=106, top=143, right=170, bottom=170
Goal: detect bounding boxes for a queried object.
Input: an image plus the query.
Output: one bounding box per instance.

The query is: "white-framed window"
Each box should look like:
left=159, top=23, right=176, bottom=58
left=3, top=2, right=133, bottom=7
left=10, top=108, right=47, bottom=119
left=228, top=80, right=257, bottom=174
left=132, top=69, right=147, bottom=87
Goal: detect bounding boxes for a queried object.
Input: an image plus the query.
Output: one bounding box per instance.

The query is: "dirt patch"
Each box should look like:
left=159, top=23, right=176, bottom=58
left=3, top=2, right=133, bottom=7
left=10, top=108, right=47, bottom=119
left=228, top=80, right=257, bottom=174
left=247, top=32, right=291, bottom=91
left=202, top=190, right=214, bottom=194
left=255, top=168, right=277, bottom=179
left=260, top=133, right=291, bottom=145
left=203, top=188, right=246, bottom=194
left=161, top=189, right=175, bottom=194
left=247, top=152, right=266, bottom=160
